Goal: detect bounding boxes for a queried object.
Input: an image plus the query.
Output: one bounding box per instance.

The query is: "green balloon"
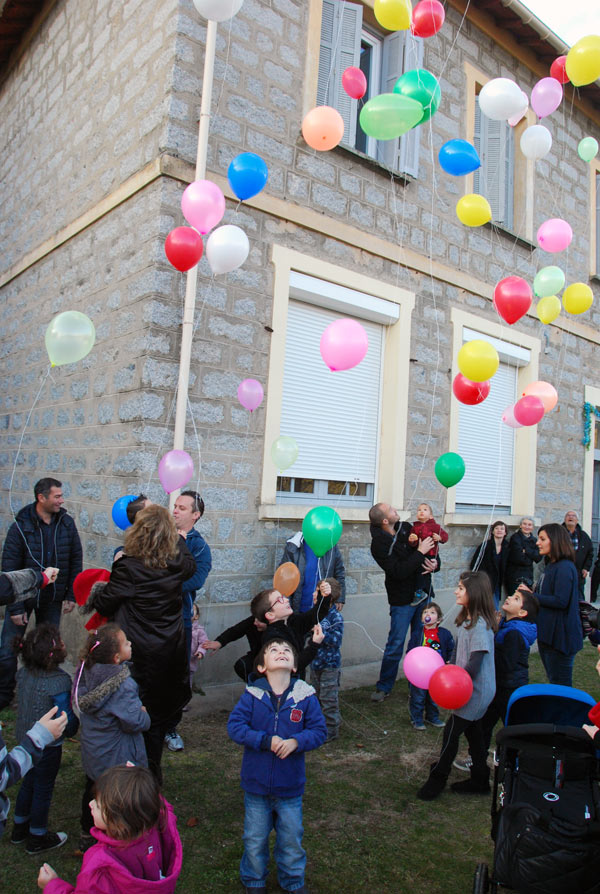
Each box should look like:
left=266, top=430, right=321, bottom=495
left=302, top=506, right=343, bottom=558
left=434, top=452, right=465, bottom=488
left=359, top=93, right=424, bottom=141
left=45, top=311, right=96, bottom=367
left=393, top=68, right=441, bottom=124
left=270, top=436, right=298, bottom=471
left=533, top=265, right=565, bottom=299
left=578, top=137, right=599, bottom=162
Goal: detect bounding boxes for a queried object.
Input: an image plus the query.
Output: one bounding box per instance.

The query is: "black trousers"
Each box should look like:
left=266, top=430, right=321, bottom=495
left=432, top=713, right=488, bottom=780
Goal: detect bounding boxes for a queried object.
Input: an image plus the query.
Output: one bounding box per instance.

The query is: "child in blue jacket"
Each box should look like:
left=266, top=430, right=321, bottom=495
left=227, top=639, right=327, bottom=894
left=406, top=602, right=454, bottom=730
left=310, top=578, right=344, bottom=741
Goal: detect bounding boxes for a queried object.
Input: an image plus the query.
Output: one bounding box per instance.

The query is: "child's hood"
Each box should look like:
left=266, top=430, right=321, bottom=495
left=496, top=618, right=537, bottom=648
left=246, top=674, right=316, bottom=705
left=76, top=663, right=131, bottom=714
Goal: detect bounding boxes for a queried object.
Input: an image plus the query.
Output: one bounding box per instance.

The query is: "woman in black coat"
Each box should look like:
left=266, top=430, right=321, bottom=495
left=470, top=520, right=509, bottom=609
left=505, top=516, right=541, bottom=596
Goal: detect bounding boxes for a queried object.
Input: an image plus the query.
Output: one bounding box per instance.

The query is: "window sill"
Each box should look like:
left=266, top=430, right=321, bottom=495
left=443, top=513, right=540, bottom=527
left=483, top=221, right=536, bottom=252
left=327, top=141, right=414, bottom=184
left=259, top=503, right=370, bottom=523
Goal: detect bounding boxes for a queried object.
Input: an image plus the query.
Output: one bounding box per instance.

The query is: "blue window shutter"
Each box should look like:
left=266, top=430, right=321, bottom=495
left=474, top=98, right=514, bottom=228
left=380, top=32, right=423, bottom=177
left=318, top=0, right=362, bottom=146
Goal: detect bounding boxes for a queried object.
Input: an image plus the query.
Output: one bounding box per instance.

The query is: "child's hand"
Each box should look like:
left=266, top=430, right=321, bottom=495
left=312, top=590, right=318, bottom=605
left=203, top=641, right=221, bottom=652
left=312, top=622, right=325, bottom=645
left=432, top=533, right=440, bottom=542
left=270, top=735, right=283, bottom=753
left=38, top=863, right=58, bottom=889
left=141, top=706, right=147, bottom=713
left=318, top=581, right=332, bottom=598
left=408, top=533, right=418, bottom=542
left=195, top=649, right=204, bottom=660
left=583, top=723, right=599, bottom=740
left=43, top=566, right=59, bottom=582
left=38, top=707, right=67, bottom=740
left=274, top=738, right=298, bottom=759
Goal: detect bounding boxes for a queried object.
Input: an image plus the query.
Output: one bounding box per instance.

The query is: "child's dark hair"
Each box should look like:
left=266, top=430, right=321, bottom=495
left=316, top=577, right=341, bottom=603
left=456, top=571, right=498, bottom=632
left=251, top=588, right=277, bottom=623
left=79, top=623, right=124, bottom=668
left=422, top=602, right=443, bottom=623
left=93, top=765, right=164, bottom=841
left=254, top=638, right=298, bottom=674
left=516, top=586, right=540, bottom=622
left=126, top=494, right=148, bottom=524
left=16, top=623, right=66, bottom=670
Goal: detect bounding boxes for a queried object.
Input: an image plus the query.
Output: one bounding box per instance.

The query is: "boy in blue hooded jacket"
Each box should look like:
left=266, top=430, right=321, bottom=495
left=227, top=639, right=327, bottom=894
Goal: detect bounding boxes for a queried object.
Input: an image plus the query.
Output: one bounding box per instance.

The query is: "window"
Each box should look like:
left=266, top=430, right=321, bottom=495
left=318, top=0, right=423, bottom=177
left=595, top=169, right=600, bottom=275
left=473, top=95, right=514, bottom=229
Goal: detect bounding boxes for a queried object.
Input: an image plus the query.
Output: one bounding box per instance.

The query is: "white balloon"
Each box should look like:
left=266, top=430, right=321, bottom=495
left=508, top=90, right=529, bottom=127
left=520, top=124, right=552, bottom=160
left=478, top=78, right=525, bottom=121
left=206, top=225, right=250, bottom=275
left=192, top=0, right=244, bottom=22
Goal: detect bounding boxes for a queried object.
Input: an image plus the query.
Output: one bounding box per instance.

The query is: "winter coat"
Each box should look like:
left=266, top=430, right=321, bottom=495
left=1, top=503, right=82, bottom=614
left=407, top=625, right=454, bottom=663
left=228, top=675, right=327, bottom=798
left=281, top=532, right=346, bottom=612
left=16, top=666, right=78, bottom=745
left=0, top=568, right=45, bottom=609
left=311, top=604, right=344, bottom=671
left=90, top=540, right=196, bottom=722
left=0, top=721, right=54, bottom=838
left=535, top=558, right=583, bottom=656
left=494, top=618, right=537, bottom=692
left=181, top=527, right=212, bottom=627
left=470, top=537, right=509, bottom=594
left=189, top=620, right=208, bottom=677
left=370, top=522, right=435, bottom=606
left=504, top=530, right=541, bottom=594
left=45, top=798, right=182, bottom=894
left=562, top=523, right=594, bottom=585
left=75, top=663, right=150, bottom=780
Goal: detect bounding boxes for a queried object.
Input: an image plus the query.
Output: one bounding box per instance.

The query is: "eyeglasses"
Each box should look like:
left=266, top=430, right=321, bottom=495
left=269, top=594, right=290, bottom=608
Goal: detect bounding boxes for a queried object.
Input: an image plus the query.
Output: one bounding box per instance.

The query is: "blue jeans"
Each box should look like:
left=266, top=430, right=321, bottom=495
left=0, top=600, right=62, bottom=711
left=376, top=604, right=423, bottom=694
left=538, top=643, right=576, bottom=686
left=409, top=684, right=440, bottom=725
left=241, top=792, right=305, bottom=890
left=14, top=744, right=62, bottom=834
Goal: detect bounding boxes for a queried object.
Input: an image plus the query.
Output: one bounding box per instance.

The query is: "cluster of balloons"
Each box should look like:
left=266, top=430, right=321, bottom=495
left=502, top=381, right=558, bottom=430
left=403, top=647, right=473, bottom=709
left=45, top=311, right=96, bottom=367
left=359, top=68, right=441, bottom=142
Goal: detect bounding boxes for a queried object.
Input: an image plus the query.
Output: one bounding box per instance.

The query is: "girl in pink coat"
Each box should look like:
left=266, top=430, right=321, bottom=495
left=37, top=766, right=182, bottom=894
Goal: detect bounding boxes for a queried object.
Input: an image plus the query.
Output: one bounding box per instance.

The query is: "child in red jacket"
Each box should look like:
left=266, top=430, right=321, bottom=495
left=408, top=503, right=448, bottom=557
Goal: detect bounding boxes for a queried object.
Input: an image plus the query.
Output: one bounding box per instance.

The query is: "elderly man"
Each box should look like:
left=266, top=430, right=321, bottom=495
left=562, top=509, right=593, bottom=598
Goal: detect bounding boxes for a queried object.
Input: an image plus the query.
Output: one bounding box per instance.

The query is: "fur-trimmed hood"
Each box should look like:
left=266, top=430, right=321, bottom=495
left=76, top=663, right=130, bottom=714
left=0, top=568, right=41, bottom=607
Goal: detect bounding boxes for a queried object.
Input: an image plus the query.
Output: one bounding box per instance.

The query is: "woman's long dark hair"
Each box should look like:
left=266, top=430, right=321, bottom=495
left=456, top=571, right=498, bottom=632
left=538, top=523, right=576, bottom=564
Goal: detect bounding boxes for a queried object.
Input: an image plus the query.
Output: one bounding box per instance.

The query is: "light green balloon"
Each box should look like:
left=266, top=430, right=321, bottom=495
left=45, top=311, right=96, bottom=366
left=359, top=93, right=424, bottom=141
left=578, top=137, right=599, bottom=162
left=271, top=436, right=298, bottom=471
left=393, top=68, right=441, bottom=124
left=533, top=266, right=566, bottom=299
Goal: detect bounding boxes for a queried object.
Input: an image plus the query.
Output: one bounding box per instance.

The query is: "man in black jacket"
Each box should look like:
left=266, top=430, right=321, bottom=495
left=0, top=478, right=82, bottom=710
left=562, top=509, right=594, bottom=598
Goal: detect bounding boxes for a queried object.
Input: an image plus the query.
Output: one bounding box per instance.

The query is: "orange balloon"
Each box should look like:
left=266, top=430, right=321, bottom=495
left=302, top=106, right=344, bottom=151
left=522, top=380, right=558, bottom=413
left=273, top=562, right=300, bottom=597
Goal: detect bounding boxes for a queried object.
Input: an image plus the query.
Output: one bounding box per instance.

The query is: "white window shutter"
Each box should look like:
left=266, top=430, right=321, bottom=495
left=379, top=32, right=423, bottom=176
left=318, top=0, right=362, bottom=147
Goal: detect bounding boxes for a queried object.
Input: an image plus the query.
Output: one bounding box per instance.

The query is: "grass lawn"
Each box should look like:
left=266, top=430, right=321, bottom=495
left=1, top=645, right=598, bottom=893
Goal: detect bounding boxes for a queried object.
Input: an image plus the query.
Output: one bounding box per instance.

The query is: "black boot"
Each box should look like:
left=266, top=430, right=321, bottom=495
left=450, top=769, right=490, bottom=794
left=417, top=769, right=447, bottom=801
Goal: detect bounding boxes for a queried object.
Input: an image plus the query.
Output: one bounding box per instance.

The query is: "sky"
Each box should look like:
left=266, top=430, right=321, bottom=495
left=521, top=0, right=600, bottom=47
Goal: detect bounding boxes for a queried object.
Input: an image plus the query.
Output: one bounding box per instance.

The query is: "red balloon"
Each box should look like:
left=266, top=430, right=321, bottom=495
left=513, top=395, right=545, bottom=426
left=493, top=276, right=532, bottom=325
left=165, top=227, right=203, bottom=272
left=411, top=0, right=445, bottom=37
left=452, top=373, right=490, bottom=405
left=550, top=56, right=570, bottom=84
left=429, top=665, right=473, bottom=710
left=342, top=66, right=367, bottom=100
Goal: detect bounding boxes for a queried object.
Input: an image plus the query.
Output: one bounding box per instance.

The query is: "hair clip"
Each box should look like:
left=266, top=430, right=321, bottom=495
left=90, top=640, right=101, bottom=652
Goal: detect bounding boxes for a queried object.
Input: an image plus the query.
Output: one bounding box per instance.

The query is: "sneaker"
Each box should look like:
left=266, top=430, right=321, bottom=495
left=164, top=731, right=184, bottom=752
left=411, top=721, right=426, bottom=731
left=371, top=690, right=389, bottom=703
left=410, top=589, right=429, bottom=607
left=425, top=718, right=446, bottom=729
left=453, top=755, right=473, bottom=772
left=26, top=831, right=68, bottom=855
left=11, top=821, right=29, bottom=844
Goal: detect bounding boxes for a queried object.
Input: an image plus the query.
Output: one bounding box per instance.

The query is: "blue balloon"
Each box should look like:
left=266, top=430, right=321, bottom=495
left=438, top=139, right=481, bottom=176
left=111, top=495, right=137, bottom=531
left=227, top=152, right=268, bottom=201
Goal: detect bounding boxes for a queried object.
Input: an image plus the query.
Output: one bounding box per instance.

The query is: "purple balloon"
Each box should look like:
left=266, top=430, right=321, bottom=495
left=237, top=378, right=264, bottom=412
left=403, top=646, right=445, bottom=689
left=501, top=405, right=523, bottom=429
left=158, top=450, right=194, bottom=494
left=531, top=77, right=563, bottom=119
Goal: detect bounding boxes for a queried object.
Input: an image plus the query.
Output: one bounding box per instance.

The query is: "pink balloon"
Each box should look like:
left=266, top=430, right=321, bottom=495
left=158, top=450, right=194, bottom=494
left=342, top=66, right=367, bottom=100
left=537, top=218, right=573, bottom=253
left=320, top=318, right=368, bottom=371
left=522, top=380, right=557, bottom=413
left=502, top=405, right=524, bottom=429
left=531, top=77, right=563, bottom=118
left=403, top=646, right=445, bottom=689
left=513, top=395, right=545, bottom=426
left=181, top=180, right=225, bottom=234
left=237, top=378, right=264, bottom=412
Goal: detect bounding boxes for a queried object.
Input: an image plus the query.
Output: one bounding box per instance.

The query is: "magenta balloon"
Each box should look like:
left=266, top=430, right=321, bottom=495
left=181, top=180, right=226, bottom=234
left=531, top=77, right=563, bottom=118
left=158, top=450, right=194, bottom=494
left=320, top=318, right=368, bottom=371
left=502, top=405, right=523, bottom=429
left=513, top=395, right=545, bottom=426
left=237, top=378, right=264, bottom=412
left=537, top=218, right=573, bottom=253
left=403, top=646, right=445, bottom=689
left=342, top=66, right=367, bottom=100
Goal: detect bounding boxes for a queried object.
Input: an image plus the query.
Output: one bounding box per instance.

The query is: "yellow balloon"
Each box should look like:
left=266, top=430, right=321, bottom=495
left=562, top=282, right=594, bottom=315
left=566, top=35, right=600, bottom=87
left=458, top=340, right=499, bottom=383
left=374, top=0, right=412, bottom=31
left=536, top=295, right=561, bottom=324
left=456, top=194, right=492, bottom=227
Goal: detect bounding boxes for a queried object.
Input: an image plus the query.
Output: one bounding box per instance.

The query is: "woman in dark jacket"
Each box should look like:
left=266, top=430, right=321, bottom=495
left=91, top=504, right=196, bottom=780
left=470, top=520, right=509, bottom=609
left=505, top=516, right=541, bottom=595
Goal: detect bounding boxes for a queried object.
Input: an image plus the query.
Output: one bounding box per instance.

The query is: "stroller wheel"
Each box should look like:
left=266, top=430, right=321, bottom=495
left=473, top=862, right=489, bottom=894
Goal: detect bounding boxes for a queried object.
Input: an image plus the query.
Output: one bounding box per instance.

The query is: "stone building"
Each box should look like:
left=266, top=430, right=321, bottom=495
left=1, top=0, right=599, bottom=679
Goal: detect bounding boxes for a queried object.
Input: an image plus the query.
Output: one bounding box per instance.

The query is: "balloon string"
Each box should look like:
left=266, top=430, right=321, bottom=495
left=9, top=365, right=52, bottom=520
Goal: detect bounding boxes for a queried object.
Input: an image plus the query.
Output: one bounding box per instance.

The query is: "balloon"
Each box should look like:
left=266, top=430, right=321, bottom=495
left=493, top=276, right=532, bottom=325
left=565, top=35, right=600, bottom=87
left=530, top=77, right=563, bottom=118
left=429, top=665, right=473, bottom=710
left=458, top=340, right=499, bottom=382
left=434, top=452, right=466, bottom=488
left=302, top=506, right=343, bottom=558
left=393, top=69, right=441, bottom=123
left=181, top=180, right=225, bottom=234
left=158, top=450, right=194, bottom=494
left=374, top=0, right=412, bottom=31
left=302, top=105, right=344, bottom=151
left=45, top=311, right=96, bottom=367
left=192, top=0, right=244, bottom=21
left=205, top=225, right=249, bottom=274
left=502, top=405, right=523, bottom=429
left=478, top=78, right=525, bottom=121
left=438, top=139, right=481, bottom=176
left=403, top=646, right=445, bottom=689
left=320, top=318, right=368, bottom=371
left=522, top=381, right=558, bottom=413
left=237, top=378, right=264, bottom=412
left=533, top=266, right=565, bottom=298
left=508, top=90, right=529, bottom=126
left=164, top=227, right=203, bottom=272
left=456, top=194, right=492, bottom=227
left=452, top=374, right=490, bottom=406
left=227, top=152, right=268, bottom=200
left=536, top=295, right=561, bottom=324
left=273, top=562, right=300, bottom=597
left=537, top=218, right=572, bottom=253
left=342, top=66, right=367, bottom=100
left=411, top=0, right=445, bottom=37
left=513, top=395, right=545, bottom=426
left=578, top=137, right=599, bottom=162
left=271, top=436, right=298, bottom=471
left=111, top=495, right=137, bottom=531
left=519, top=124, right=552, bottom=160
left=359, top=93, right=424, bottom=140
left=562, top=283, right=594, bottom=315
left=550, top=56, right=569, bottom=84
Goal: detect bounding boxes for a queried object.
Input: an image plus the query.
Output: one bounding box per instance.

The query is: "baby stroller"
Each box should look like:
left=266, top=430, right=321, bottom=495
left=473, top=684, right=600, bottom=893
